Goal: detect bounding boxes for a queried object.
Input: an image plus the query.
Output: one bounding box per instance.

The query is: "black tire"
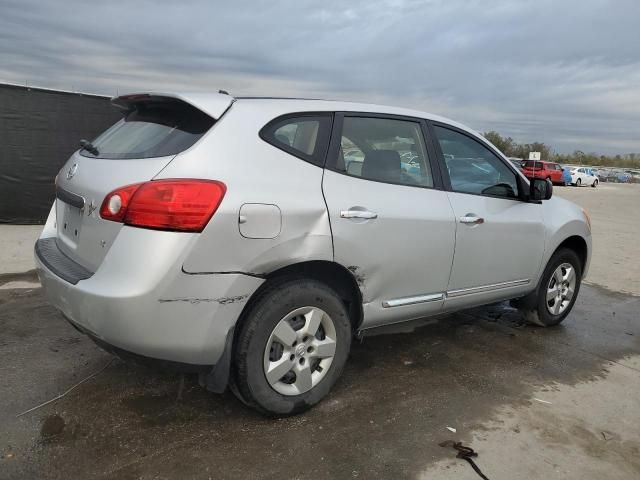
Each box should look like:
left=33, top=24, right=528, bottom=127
left=232, top=277, right=352, bottom=416
left=592, top=179, right=598, bottom=188
left=576, top=178, right=581, bottom=186
left=518, top=248, right=582, bottom=327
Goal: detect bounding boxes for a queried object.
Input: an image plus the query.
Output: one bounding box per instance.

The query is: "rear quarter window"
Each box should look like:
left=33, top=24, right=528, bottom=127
left=260, top=113, right=333, bottom=167
left=80, top=102, right=215, bottom=159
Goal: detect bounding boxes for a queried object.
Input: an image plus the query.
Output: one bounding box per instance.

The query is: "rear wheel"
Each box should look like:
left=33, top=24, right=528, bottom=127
left=576, top=178, right=582, bottom=186
left=232, top=278, right=352, bottom=416
left=518, top=248, right=582, bottom=327
left=592, top=179, right=598, bottom=188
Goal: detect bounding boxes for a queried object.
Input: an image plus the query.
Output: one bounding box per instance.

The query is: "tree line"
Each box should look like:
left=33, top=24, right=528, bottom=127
left=483, top=131, right=640, bottom=169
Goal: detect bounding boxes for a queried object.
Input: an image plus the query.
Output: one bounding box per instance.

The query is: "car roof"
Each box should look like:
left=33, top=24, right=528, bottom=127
left=234, top=96, right=458, bottom=121
left=113, top=91, right=485, bottom=143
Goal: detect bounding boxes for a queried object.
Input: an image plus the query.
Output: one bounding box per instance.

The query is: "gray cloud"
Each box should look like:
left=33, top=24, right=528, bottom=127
left=1, top=0, right=639, bottom=154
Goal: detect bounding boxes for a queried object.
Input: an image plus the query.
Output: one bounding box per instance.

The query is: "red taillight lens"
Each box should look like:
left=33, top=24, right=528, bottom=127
left=100, top=183, right=142, bottom=222
left=100, top=179, right=226, bottom=232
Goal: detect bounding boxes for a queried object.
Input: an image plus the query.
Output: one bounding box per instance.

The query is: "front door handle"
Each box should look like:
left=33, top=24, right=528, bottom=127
left=459, top=214, right=484, bottom=225
left=340, top=209, right=378, bottom=220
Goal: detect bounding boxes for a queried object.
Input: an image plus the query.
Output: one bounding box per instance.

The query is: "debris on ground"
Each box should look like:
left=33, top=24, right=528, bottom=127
left=446, top=426, right=457, bottom=433
left=533, top=398, right=552, bottom=405
left=439, top=440, right=490, bottom=480
left=16, top=359, right=114, bottom=417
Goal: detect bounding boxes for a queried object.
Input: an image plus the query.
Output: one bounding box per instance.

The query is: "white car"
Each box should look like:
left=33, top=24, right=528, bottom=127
left=570, top=167, right=599, bottom=187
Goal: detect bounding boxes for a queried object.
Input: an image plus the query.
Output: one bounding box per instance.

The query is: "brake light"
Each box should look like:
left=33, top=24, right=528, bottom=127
left=100, top=179, right=226, bottom=232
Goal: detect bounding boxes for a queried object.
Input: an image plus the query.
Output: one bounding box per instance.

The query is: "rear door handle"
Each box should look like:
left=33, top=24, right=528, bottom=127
left=459, top=214, right=484, bottom=225
left=340, top=209, right=378, bottom=220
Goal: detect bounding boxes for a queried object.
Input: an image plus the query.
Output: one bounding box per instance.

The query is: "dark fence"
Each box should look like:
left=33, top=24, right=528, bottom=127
left=0, top=83, right=121, bottom=223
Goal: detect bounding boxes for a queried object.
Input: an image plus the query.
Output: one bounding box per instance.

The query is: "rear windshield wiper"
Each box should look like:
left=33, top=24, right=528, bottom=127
left=79, top=139, right=99, bottom=156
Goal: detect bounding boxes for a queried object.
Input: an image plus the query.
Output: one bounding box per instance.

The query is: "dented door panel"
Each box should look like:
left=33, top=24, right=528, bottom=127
left=322, top=169, right=456, bottom=328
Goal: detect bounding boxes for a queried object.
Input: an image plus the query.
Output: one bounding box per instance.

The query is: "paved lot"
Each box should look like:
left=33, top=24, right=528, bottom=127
left=1, top=184, right=639, bottom=479
left=555, top=183, right=640, bottom=295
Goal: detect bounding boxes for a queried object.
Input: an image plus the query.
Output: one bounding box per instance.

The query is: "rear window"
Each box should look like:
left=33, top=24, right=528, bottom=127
left=522, top=161, right=543, bottom=169
left=80, top=102, right=215, bottom=159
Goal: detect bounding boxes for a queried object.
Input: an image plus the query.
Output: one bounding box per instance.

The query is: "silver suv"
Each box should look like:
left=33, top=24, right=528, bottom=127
left=36, top=92, right=592, bottom=415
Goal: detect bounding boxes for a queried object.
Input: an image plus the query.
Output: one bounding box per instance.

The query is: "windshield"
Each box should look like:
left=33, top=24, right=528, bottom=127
left=80, top=102, right=214, bottom=159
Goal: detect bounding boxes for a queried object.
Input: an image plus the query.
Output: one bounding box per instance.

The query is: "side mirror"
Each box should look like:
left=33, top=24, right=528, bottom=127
left=530, top=178, right=553, bottom=201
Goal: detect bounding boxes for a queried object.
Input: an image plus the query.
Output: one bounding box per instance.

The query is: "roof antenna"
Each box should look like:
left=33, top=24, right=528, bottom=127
left=218, top=89, right=229, bottom=95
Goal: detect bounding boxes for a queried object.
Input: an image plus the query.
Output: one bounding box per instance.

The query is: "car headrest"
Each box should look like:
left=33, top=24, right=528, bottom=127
left=362, top=150, right=401, bottom=182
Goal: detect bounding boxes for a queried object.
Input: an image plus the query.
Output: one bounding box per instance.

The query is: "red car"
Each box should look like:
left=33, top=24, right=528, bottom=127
left=521, top=160, right=567, bottom=185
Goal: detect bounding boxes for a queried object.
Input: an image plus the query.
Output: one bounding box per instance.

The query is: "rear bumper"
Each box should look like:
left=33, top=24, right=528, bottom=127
left=35, top=226, right=264, bottom=366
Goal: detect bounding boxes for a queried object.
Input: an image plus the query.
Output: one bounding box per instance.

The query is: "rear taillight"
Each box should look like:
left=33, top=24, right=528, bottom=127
left=100, top=183, right=141, bottom=222
left=100, top=179, right=226, bottom=232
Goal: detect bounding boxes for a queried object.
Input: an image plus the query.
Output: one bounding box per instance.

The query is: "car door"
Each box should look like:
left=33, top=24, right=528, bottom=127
left=550, top=164, right=563, bottom=184
left=429, top=123, right=546, bottom=311
left=322, top=113, right=456, bottom=328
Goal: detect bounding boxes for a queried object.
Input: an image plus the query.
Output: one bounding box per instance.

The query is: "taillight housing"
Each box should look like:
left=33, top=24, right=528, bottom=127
left=100, top=179, right=226, bottom=232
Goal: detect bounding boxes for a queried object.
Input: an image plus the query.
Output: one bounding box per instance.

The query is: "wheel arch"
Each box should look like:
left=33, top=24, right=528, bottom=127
left=554, top=235, right=588, bottom=277
left=238, top=260, right=364, bottom=334
left=513, top=234, right=589, bottom=313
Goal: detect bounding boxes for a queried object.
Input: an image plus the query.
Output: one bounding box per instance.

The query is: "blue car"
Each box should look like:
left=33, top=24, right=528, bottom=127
left=561, top=167, right=572, bottom=185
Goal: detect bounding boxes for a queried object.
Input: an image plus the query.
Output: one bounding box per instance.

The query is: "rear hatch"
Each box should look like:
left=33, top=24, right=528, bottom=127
left=53, top=92, right=233, bottom=272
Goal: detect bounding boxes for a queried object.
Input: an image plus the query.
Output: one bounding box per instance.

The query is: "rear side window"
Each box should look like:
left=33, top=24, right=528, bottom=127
left=80, top=102, right=214, bottom=159
left=336, top=116, right=434, bottom=188
left=260, top=114, right=332, bottom=166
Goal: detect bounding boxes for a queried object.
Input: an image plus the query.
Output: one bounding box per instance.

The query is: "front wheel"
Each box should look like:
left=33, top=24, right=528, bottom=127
left=232, top=278, right=352, bottom=416
left=518, top=248, right=582, bottom=327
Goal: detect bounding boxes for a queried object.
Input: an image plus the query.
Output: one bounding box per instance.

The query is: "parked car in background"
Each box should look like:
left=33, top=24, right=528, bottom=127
left=521, top=160, right=567, bottom=185
left=570, top=167, right=599, bottom=187
left=508, top=157, right=524, bottom=169
left=35, top=92, right=592, bottom=416
left=561, top=167, right=572, bottom=186
left=597, top=168, right=616, bottom=182
left=616, top=171, right=632, bottom=183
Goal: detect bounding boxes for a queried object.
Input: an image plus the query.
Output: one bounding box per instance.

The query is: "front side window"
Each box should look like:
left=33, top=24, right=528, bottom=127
left=433, top=126, right=519, bottom=199
left=336, top=116, right=433, bottom=188
left=261, top=114, right=332, bottom=166
left=81, top=102, right=215, bottom=159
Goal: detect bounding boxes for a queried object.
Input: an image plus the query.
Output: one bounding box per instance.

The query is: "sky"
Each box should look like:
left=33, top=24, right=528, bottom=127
left=1, top=0, right=639, bottom=155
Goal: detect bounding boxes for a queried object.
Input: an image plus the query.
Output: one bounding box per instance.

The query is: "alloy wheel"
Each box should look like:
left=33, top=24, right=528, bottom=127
left=546, top=263, right=576, bottom=315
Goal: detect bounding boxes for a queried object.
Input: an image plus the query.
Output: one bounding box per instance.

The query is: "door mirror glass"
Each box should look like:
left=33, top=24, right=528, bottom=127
left=530, top=178, right=553, bottom=201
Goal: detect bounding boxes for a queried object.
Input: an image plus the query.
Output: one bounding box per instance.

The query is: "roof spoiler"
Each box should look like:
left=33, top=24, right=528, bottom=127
left=111, top=91, right=235, bottom=119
